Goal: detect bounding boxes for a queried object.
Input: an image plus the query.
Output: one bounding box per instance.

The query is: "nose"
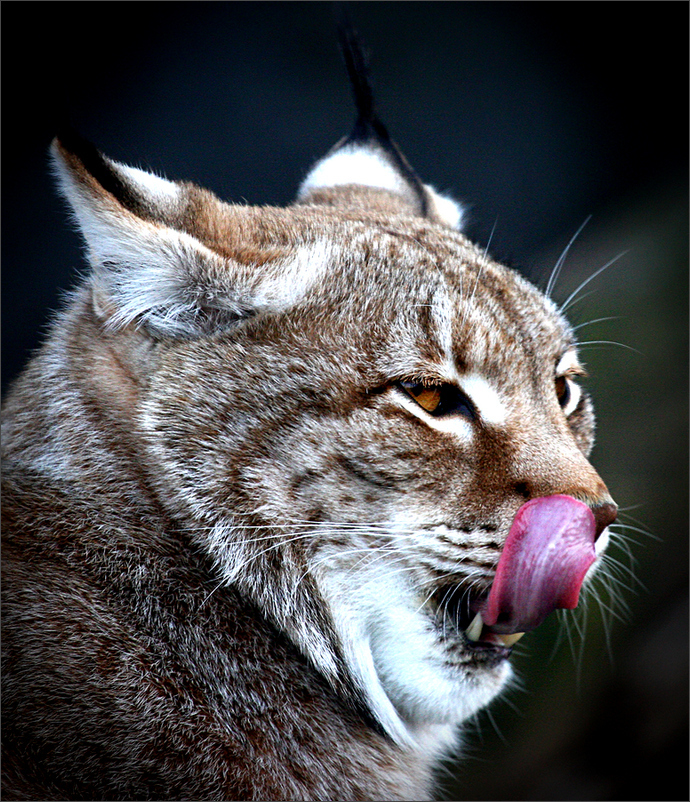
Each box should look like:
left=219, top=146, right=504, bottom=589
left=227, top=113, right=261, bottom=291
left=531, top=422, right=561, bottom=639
left=591, top=501, right=617, bottom=540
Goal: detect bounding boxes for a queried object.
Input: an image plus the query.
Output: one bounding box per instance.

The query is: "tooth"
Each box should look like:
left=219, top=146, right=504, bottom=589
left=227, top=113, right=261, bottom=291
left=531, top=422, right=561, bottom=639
left=498, top=632, right=525, bottom=647
left=465, top=612, right=483, bottom=642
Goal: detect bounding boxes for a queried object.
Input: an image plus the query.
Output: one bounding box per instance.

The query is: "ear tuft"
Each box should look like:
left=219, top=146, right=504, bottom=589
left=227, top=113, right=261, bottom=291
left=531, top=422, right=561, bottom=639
left=296, top=20, right=465, bottom=230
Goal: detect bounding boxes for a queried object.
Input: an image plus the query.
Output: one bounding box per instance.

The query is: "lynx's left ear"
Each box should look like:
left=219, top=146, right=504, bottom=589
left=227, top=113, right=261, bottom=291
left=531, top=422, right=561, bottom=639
left=296, top=23, right=465, bottom=230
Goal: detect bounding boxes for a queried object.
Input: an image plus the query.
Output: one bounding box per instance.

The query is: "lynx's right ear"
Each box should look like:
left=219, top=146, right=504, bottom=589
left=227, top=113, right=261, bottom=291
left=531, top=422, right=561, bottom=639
left=52, top=131, right=328, bottom=338
left=297, top=20, right=465, bottom=230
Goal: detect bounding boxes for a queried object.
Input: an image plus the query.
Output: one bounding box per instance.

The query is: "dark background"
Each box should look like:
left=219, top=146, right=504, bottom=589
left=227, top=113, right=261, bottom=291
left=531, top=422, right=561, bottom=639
left=2, top=3, right=688, bottom=800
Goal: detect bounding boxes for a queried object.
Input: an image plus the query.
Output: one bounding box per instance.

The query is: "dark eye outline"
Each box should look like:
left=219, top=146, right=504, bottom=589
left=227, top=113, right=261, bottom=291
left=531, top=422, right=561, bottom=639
left=554, top=372, right=585, bottom=417
left=396, top=380, right=476, bottom=420
left=554, top=354, right=587, bottom=415
left=555, top=375, right=571, bottom=408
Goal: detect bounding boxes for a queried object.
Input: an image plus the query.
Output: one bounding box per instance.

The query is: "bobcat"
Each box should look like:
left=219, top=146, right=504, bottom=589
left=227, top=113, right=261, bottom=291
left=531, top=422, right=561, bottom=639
left=1, top=28, right=617, bottom=802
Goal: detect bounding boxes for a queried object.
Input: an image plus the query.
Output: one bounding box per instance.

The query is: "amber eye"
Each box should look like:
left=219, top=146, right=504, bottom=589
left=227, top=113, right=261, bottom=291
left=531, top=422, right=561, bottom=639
left=398, top=381, right=476, bottom=419
left=555, top=376, right=571, bottom=408
left=405, top=384, right=442, bottom=412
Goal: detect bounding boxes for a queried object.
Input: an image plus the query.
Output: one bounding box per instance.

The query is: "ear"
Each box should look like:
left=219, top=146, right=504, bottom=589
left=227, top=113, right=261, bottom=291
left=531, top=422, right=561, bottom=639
left=52, top=132, right=327, bottom=338
left=297, top=139, right=465, bottom=230
left=295, top=20, right=464, bottom=230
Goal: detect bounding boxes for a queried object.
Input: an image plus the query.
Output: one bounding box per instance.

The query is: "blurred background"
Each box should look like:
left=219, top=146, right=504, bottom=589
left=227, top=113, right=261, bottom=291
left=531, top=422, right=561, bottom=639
left=2, top=3, right=687, bottom=799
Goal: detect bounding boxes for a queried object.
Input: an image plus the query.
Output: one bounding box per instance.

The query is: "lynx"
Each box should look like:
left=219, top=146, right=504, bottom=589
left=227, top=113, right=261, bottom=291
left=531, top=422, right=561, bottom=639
left=1, top=29, right=617, bottom=802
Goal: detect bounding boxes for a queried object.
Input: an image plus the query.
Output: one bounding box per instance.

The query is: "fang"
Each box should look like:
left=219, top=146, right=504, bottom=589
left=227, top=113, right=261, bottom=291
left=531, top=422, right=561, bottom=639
left=498, top=632, right=525, bottom=647
left=465, top=611, right=484, bottom=642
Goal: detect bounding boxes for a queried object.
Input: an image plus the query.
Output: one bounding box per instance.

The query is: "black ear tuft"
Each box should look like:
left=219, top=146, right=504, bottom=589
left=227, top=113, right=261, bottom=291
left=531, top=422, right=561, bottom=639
left=55, top=126, right=150, bottom=218
left=334, top=4, right=376, bottom=134
left=333, top=4, right=429, bottom=216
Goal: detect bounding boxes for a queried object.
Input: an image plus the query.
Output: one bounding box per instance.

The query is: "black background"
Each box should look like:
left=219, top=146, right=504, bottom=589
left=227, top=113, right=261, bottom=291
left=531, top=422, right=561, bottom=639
left=2, top=3, right=688, bottom=800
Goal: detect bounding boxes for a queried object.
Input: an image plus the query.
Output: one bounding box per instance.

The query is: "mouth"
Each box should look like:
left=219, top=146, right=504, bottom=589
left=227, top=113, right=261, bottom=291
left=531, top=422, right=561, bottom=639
left=431, top=585, right=525, bottom=654
left=430, top=494, right=602, bottom=658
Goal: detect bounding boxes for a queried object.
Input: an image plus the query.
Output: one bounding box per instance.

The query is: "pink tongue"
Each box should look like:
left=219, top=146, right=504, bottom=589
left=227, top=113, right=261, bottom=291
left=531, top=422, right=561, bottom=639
left=483, top=495, right=596, bottom=634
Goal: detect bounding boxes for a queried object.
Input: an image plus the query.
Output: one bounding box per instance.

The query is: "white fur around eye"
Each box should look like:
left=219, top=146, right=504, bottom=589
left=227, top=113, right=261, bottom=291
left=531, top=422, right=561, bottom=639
left=561, top=377, right=582, bottom=416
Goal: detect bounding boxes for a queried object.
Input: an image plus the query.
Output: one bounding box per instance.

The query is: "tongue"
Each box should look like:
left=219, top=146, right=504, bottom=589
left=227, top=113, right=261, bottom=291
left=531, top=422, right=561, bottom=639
left=482, top=495, right=597, bottom=634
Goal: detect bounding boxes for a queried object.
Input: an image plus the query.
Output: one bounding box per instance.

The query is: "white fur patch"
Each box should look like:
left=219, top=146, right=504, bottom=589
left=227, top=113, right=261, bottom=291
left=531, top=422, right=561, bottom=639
left=594, top=526, right=610, bottom=557
left=298, top=143, right=409, bottom=198
left=317, top=555, right=511, bottom=747
left=253, top=240, right=333, bottom=312
left=88, top=220, right=227, bottom=334
left=584, top=525, right=610, bottom=585
left=298, top=144, right=465, bottom=230
left=459, top=374, right=507, bottom=425
left=556, top=349, right=580, bottom=376
left=367, top=580, right=511, bottom=726
left=114, top=162, right=181, bottom=204
left=424, top=184, right=465, bottom=230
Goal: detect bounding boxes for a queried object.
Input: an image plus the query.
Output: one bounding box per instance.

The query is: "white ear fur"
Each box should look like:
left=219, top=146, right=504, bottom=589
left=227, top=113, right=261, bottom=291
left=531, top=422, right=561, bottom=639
left=424, top=185, right=465, bottom=231
left=298, top=142, right=411, bottom=198
left=113, top=162, right=182, bottom=205
left=298, top=141, right=465, bottom=231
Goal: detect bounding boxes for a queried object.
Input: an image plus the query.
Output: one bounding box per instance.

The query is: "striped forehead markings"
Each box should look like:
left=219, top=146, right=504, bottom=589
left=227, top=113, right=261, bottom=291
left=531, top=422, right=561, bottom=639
left=417, top=292, right=509, bottom=429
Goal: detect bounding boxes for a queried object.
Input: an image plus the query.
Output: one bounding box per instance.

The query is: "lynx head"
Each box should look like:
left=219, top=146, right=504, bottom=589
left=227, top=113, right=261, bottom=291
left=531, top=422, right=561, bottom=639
left=49, top=38, right=616, bottom=747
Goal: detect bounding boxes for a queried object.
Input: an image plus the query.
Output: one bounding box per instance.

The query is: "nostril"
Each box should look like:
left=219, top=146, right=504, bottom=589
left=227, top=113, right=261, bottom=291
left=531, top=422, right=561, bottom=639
left=592, top=502, right=617, bottom=540
left=514, top=482, right=530, bottom=499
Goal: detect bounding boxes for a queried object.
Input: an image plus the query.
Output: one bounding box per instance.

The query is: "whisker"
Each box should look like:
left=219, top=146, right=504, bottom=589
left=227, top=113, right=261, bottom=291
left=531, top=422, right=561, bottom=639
left=482, top=706, right=509, bottom=747
left=460, top=217, right=497, bottom=331
left=577, top=339, right=642, bottom=355
left=560, top=250, right=628, bottom=312
left=200, top=577, right=227, bottom=607
left=572, top=315, right=620, bottom=331
left=561, top=289, right=597, bottom=312
left=483, top=216, right=499, bottom=261
left=611, top=518, right=659, bottom=541
left=545, top=215, right=592, bottom=298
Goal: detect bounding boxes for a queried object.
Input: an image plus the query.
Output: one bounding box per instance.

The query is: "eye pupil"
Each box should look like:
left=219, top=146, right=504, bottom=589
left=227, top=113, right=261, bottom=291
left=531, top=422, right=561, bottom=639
left=398, top=381, right=475, bottom=419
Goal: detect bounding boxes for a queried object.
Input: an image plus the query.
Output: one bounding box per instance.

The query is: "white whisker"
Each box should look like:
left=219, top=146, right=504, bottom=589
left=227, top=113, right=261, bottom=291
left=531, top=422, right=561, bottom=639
left=572, top=315, right=620, bottom=331
left=577, top=339, right=642, bottom=354
left=545, top=215, right=592, bottom=298
left=560, top=250, right=628, bottom=312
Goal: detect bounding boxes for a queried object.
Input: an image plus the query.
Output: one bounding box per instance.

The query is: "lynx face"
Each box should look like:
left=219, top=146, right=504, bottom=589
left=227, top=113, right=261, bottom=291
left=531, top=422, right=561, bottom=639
left=39, top=125, right=616, bottom=746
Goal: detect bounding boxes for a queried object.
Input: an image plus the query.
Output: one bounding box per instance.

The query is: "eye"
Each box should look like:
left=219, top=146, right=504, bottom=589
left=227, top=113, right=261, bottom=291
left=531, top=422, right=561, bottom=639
left=555, top=375, right=582, bottom=416
left=555, top=375, right=571, bottom=407
left=397, top=381, right=476, bottom=419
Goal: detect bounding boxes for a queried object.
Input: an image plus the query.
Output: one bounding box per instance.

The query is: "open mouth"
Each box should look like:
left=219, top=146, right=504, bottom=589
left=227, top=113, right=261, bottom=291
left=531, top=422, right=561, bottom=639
left=430, top=495, right=602, bottom=656
left=431, top=585, right=525, bottom=652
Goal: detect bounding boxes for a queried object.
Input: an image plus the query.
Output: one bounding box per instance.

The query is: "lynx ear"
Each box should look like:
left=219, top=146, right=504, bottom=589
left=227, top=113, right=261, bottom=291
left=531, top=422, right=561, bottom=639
left=296, top=23, right=464, bottom=230
left=52, top=132, right=326, bottom=338
left=297, top=141, right=465, bottom=230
